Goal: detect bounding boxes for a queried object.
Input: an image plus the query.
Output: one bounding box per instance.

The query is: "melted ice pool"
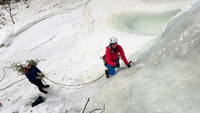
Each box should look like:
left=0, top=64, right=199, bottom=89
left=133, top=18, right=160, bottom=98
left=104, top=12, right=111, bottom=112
left=108, top=9, right=180, bottom=35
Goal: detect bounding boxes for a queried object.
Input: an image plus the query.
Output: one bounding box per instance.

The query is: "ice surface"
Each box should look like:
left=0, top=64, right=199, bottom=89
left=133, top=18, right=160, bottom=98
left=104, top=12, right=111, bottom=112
left=0, top=0, right=199, bottom=113
left=108, top=9, right=180, bottom=35
left=95, top=1, right=200, bottom=113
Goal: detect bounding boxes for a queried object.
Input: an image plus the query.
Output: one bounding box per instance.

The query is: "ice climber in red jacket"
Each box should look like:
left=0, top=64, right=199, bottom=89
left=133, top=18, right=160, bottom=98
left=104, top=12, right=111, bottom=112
left=103, top=37, right=132, bottom=78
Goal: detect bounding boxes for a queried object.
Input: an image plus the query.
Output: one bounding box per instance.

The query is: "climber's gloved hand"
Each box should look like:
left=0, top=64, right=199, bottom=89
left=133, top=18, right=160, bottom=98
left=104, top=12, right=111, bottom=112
left=127, top=61, right=133, bottom=68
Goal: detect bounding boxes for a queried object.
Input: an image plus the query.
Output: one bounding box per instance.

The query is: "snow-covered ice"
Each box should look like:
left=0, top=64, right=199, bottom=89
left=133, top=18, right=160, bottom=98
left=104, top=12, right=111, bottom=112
left=0, top=0, right=199, bottom=113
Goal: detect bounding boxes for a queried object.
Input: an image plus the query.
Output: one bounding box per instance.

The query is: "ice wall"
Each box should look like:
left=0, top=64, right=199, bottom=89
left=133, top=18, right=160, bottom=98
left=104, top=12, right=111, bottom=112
left=96, top=1, right=200, bottom=113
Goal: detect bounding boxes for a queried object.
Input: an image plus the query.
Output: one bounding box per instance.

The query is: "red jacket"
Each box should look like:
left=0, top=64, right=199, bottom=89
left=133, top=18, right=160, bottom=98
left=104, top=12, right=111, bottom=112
left=105, top=45, right=128, bottom=67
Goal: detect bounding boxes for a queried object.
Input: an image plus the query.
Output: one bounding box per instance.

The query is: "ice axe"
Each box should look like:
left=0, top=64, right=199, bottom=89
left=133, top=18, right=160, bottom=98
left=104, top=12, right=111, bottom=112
left=128, top=61, right=135, bottom=68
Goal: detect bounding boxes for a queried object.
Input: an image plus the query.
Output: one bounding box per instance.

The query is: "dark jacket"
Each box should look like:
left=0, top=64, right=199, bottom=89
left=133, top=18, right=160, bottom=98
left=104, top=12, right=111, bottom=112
left=25, top=66, right=41, bottom=81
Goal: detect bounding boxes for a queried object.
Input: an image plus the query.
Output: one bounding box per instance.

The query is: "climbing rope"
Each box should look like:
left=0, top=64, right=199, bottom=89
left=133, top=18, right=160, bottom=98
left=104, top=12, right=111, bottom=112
left=0, top=67, right=12, bottom=83
left=0, top=78, right=25, bottom=91
left=0, top=73, right=105, bottom=91
left=0, top=59, right=45, bottom=91
left=0, top=60, right=12, bottom=64
left=0, top=48, right=106, bottom=90
left=44, top=73, right=105, bottom=88
left=0, top=67, right=26, bottom=91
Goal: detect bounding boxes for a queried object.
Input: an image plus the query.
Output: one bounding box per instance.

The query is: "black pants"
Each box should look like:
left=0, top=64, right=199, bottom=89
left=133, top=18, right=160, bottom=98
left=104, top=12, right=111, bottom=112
left=30, top=79, right=46, bottom=93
